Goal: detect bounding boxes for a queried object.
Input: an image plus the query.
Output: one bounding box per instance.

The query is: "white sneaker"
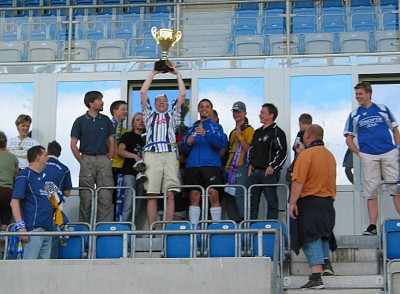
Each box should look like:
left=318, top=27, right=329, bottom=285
left=132, top=160, right=146, bottom=173
left=136, top=172, right=148, bottom=183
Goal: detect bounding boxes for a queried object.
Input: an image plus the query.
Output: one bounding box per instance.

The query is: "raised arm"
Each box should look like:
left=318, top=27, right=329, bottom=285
left=169, top=62, right=186, bottom=107
left=140, top=69, right=160, bottom=109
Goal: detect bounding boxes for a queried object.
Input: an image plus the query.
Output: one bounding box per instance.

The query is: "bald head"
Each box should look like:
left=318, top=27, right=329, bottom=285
left=304, top=124, right=324, bottom=146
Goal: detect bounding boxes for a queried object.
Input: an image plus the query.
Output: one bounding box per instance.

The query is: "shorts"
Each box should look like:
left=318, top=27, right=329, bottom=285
left=184, top=166, right=224, bottom=191
left=360, top=148, right=400, bottom=199
left=144, top=151, right=181, bottom=194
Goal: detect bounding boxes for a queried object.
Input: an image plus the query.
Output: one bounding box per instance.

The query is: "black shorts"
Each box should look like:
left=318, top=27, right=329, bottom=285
left=184, top=166, right=224, bottom=191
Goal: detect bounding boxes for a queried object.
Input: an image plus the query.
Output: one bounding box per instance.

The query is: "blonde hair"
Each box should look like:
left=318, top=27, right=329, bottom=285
left=131, top=112, right=143, bottom=131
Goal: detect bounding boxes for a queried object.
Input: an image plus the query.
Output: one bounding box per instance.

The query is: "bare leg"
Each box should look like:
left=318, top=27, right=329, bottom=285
left=367, top=198, right=378, bottom=225
left=311, top=264, right=322, bottom=274
left=209, top=188, right=220, bottom=207
left=165, top=190, right=175, bottom=222
left=393, top=195, right=400, bottom=215
left=147, top=194, right=158, bottom=227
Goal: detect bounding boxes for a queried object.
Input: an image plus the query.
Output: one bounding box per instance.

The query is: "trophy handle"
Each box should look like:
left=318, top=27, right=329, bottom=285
left=151, top=27, right=159, bottom=44
left=171, top=31, right=182, bottom=48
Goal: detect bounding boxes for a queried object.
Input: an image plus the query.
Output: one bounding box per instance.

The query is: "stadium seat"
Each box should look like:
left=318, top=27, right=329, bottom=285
left=1, top=26, right=18, bottom=42
left=0, top=41, right=25, bottom=61
left=234, top=10, right=259, bottom=26
left=232, top=24, right=257, bottom=36
left=239, top=2, right=259, bottom=10
left=204, top=221, right=238, bottom=257
left=350, top=0, right=372, bottom=6
left=303, top=33, right=336, bottom=54
left=294, top=1, right=316, bottom=8
left=321, top=13, right=347, bottom=33
left=263, top=16, right=285, bottom=34
left=382, top=10, right=399, bottom=31
left=382, top=218, right=400, bottom=292
left=351, top=13, right=377, bottom=32
left=339, top=31, right=371, bottom=53
left=96, top=38, right=126, bottom=59
left=63, top=39, right=93, bottom=60
left=133, top=44, right=158, bottom=58
left=268, top=34, right=300, bottom=55
left=113, top=26, right=135, bottom=41
left=234, top=35, right=264, bottom=56
left=374, top=30, right=400, bottom=52
left=93, top=222, right=134, bottom=258
left=163, top=222, right=193, bottom=258
left=321, top=0, right=343, bottom=7
left=292, top=15, right=317, bottom=33
left=57, top=222, right=91, bottom=259
left=28, top=40, right=59, bottom=61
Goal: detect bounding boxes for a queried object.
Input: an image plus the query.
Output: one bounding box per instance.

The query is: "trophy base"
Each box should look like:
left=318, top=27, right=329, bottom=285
left=154, top=59, right=172, bottom=73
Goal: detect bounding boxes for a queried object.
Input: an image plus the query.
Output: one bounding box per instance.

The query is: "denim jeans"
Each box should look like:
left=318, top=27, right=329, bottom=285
left=122, top=175, right=145, bottom=223
left=247, top=168, right=280, bottom=219
left=234, top=165, right=250, bottom=219
left=302, top=237, right=330, bottom=268
left=23, top=228, right=52, bottom=259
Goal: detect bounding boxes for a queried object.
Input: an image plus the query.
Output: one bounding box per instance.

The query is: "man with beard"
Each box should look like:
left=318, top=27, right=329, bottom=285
left=70, top=91, right=115, bottom=223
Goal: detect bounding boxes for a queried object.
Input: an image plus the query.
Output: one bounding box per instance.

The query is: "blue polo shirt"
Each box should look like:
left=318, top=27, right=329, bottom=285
left=12, top=168, right=54, bottom=231
left=70, top=112, right=114, bottom=155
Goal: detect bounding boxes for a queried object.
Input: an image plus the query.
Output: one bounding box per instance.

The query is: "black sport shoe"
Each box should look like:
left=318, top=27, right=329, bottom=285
left=132, top=160, right=146, bottom=173
left=136, top=172, right=148, bottom=183
left=322, top=263, right=334, bottom=276
left=363, top=224, right=377, bottom=235
left=300, top=278, right=325, bottom=290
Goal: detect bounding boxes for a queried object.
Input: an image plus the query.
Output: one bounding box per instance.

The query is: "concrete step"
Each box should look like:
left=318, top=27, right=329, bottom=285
left=290, top=261, right=381, bottom=276
left=335, top=235, right=379, bottom=249
left=284, top=275, right=384, bottom=290
left=285, top=289, right=383, bottom=294
left=291, top=248, right=379, bottom=263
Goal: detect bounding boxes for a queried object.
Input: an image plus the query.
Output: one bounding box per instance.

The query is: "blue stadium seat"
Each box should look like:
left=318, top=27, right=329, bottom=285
left=235, top=10, right=259, bottom=26
left=113, top=27, right=134, bottom=41
left=249, top=221, right=287, bottom=258
left=382, top=218, right=400, bottom=292
left=233, top=24, right=257, bottom=36
left=163, top=222, right=193, bottom=258
left=351, top=12, right=377, bottom=31
left=57, top=222, right=91, bottom=259
left=321, top=13, right=347, bottom=32
left=382, top=9, right=399, bottom=31
left=206, top=221, right=237, bottom=257
left=321, top=0, right=343, bottom=7
left=294, top=0, right=315, bottom=8
left=263, top=16, right=285, bottom=34
left=1, top=27, right=18, bottom=42
left=126, top=0, right=146, bottom=14
left=94, top=222, right=134, bottom=258
left=264, top=8, right=284, bottom=17
left=132, top=44, right=158, bottom=58
left=239, top=2, right=259, bottom=10
left=292, top=15, right=317, bottom=33
left=350, top=0, right=372, bottom=6
left=267, top=1, right=286, bottom=10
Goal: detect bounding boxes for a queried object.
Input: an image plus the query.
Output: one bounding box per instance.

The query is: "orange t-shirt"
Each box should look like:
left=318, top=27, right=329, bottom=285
left=292, top=145, right=336, bottom=199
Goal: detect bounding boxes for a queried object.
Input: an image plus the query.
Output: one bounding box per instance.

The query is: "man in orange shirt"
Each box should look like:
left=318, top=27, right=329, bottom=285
left=289, top=124, right=337, bottom=290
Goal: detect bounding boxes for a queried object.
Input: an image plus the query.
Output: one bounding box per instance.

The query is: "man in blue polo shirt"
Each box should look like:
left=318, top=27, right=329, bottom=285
left=344, top=81, right=400, bottom=235
left=10, top=145, right=53, bottom=259
left=71, top=90, right=115, bottom=223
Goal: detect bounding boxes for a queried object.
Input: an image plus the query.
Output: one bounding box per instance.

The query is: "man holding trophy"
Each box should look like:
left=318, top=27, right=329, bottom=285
left=140, top=27, right=185, bottom=226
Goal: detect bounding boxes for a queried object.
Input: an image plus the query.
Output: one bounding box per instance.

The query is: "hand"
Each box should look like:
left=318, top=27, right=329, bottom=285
left=235, top=127, right=243, bottom=139
left=265, top=166, right=274, bottom=177
left=195, top=126, right=206, bottom=136
left=294, top=142, right=305, bottom=154
left=187, top=135, right=196, bottom=146
left=248, top=164, right=254, bottom=176
left=289, top=203, right=298, bottom=220
left=19, top=227, right=28, bottom=243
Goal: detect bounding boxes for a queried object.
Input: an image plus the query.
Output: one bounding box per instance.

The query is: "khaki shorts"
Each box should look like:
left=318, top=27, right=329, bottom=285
left=360, top=148, right=400, bottom=199
left=143, top=151, right=181, bottom=194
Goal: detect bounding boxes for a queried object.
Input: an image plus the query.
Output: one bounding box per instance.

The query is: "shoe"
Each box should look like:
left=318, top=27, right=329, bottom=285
left=300, top=278, right=325, bottom=290
left=363, top=224, right=377, bottom=235
left=136, top=172, right=148, bottom=183
left=132, top=160, right=146, bottom=173
left=322, top=263, right=334, bottom=276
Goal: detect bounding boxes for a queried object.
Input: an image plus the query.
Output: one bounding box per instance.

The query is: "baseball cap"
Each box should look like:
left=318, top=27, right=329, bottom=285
left=232, top=101, right=246, bottom=112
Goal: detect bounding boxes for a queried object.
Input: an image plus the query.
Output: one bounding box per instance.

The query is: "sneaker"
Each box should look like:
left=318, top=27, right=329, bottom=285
left=136, top=172, right=148, bottom=183
left=322, top=263, right=334, bottom=276
left=363, top=224, right=377, bottom=235
left=300, top=278, right=325, bottom=290
left=132, top=160, right=146, bottom=173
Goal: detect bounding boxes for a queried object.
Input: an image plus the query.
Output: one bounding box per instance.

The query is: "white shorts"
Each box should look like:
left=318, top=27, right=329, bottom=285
left=143, top=151, right=181, bottom=194
left=360, top=148, right=400, bottom=199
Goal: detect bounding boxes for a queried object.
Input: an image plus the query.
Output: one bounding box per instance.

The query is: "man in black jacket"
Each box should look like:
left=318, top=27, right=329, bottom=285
left=247, top=103, right=287, bottom=219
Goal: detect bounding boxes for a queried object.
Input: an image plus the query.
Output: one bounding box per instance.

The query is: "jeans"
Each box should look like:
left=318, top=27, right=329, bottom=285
left=23, top=228, right=52, bottom=260
left=122, top=175, right=145, bottom=223
left=303, top=237, right=330, bottom=268
left=247, top=168, right=280, bottom=220
left=234, top=165, right=250, bottom=219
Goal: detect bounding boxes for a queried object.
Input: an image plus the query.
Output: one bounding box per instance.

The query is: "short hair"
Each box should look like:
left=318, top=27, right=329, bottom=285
left=299, top=113, right=312, bottom=125
left=307, top=124, right=324, bottom=140
left=84, top=91, right=103, bottom=108
left=27, top=145, right=45, bottom=163
left=262, top=103, right=278, bottom=121
left=0, top=131, right=7, bottom=149
left=354, top=81, right=373, bottom=94
left=110, top=100, right=127, bottom=116
left=15, top=114, right=32, bottom=127
left=155, top=94, right=168, bottom=102
left=47, top=140, right=61, bottom=157
left=212, top=109, right=219, bottom=123
left=198, top=98, right=213, bottom=109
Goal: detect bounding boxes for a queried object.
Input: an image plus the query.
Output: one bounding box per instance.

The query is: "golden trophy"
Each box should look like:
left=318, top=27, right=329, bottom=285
left=151, top=27, right=182, bottom=73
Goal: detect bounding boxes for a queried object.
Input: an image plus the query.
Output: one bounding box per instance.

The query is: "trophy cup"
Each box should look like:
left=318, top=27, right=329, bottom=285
left=151, top=27, right=182, bottom=73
